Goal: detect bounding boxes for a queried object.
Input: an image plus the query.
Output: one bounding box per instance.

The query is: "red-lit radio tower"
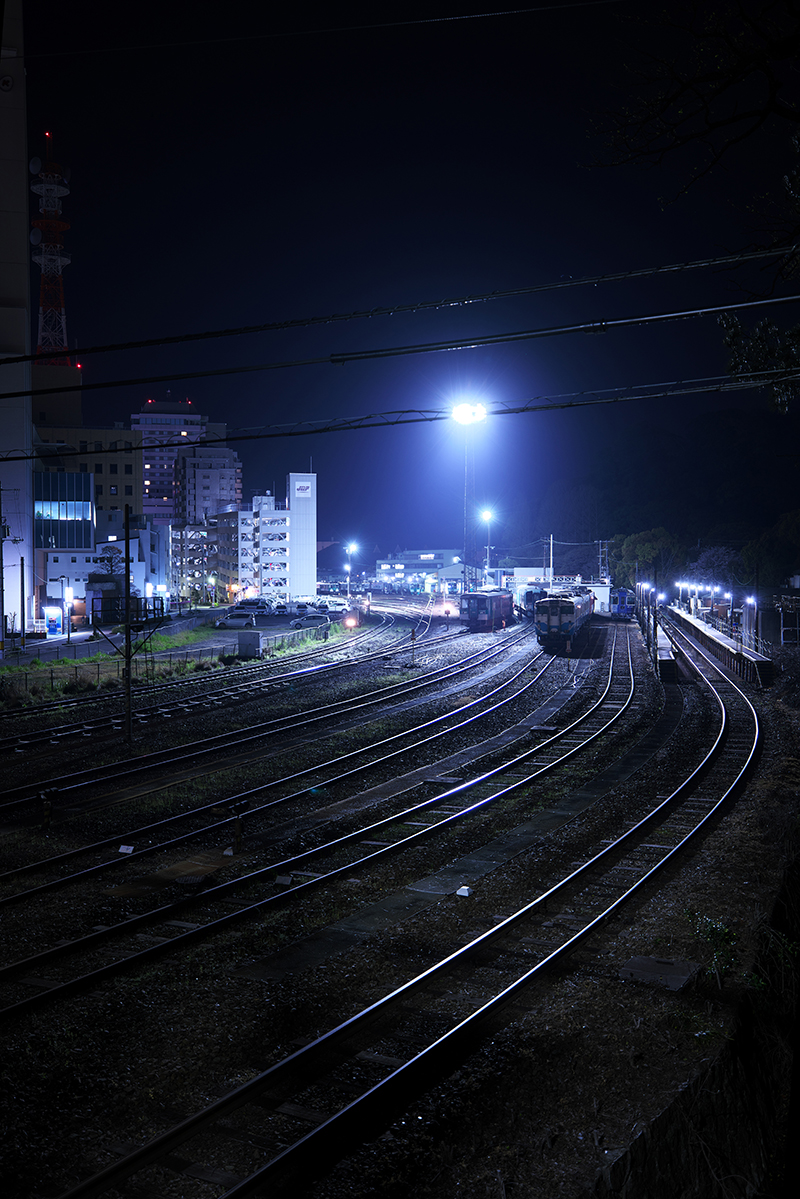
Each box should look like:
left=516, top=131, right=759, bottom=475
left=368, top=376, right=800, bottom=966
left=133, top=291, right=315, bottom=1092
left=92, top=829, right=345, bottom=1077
left=30, top=132, right=72, bottom=363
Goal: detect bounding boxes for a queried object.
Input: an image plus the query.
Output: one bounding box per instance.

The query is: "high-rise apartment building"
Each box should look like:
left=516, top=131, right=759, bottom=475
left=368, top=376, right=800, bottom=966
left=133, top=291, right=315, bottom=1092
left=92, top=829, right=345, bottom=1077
left=174, top=444, right=242, bottom=524
left=130, top=397, right=226, bottom=526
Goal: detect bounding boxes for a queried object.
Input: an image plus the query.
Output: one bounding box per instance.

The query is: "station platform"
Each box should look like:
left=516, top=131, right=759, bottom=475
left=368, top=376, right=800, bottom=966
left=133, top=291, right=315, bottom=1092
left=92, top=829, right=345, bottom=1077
left=665, top=606, right=774, bottom=686
left=655, top=626, right=678, bottom=683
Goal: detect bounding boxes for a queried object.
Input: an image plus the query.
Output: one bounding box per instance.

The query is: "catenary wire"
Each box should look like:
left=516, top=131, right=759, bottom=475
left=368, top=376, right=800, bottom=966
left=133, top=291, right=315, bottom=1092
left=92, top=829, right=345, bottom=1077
left=4, top=290, right=799, bottom=404
left=24, top=2, right=630, bottom=61
left=3, top=245, right=794, bottom=370
left=3, top=366, right=798, bottom=462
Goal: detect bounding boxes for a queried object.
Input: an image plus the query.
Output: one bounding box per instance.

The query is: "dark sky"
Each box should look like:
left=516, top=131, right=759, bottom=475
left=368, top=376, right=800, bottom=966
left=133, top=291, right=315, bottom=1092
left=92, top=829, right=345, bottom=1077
left=24, top=1, right=800, bottom=570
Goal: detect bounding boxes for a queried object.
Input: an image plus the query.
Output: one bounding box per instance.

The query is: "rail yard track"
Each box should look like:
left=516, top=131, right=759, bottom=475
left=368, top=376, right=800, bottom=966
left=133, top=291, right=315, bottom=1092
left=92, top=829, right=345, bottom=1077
left=0, top=611, right=763, bottom=1197
left=0, top=612, right=422, bottom=755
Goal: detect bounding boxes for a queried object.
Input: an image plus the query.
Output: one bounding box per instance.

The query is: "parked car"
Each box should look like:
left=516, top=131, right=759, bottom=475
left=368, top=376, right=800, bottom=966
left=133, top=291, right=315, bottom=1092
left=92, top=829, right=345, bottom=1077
left=289, top=614, right=331, bottom=629
left=215, top=615, right=256, bottom=629
left=273, top=601, right=288, bottom=614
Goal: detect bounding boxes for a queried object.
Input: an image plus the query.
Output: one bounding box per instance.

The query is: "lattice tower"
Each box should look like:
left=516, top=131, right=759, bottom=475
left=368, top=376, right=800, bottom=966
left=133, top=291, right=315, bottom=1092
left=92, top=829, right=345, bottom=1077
left=30, top=133, right=71, bottom=362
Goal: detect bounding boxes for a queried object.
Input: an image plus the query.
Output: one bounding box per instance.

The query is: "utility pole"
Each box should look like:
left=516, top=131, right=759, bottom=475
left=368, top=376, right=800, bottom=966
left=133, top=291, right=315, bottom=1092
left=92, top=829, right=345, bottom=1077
left=19, top=557, right=26, bottom=650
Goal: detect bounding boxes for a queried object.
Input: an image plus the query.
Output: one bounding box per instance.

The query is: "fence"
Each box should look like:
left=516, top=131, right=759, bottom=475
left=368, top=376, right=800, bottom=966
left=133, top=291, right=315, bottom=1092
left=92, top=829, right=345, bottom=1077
left=0, top=621, right=335, bottom=701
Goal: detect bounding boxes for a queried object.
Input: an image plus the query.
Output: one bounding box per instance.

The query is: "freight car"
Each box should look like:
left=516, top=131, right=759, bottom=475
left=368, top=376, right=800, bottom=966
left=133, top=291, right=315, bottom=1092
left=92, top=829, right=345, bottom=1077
left=461, top=589, right=515, bottom=632
left=533, top=590, right=594, bottom=648
left=610, top=587, right=635, bottom=620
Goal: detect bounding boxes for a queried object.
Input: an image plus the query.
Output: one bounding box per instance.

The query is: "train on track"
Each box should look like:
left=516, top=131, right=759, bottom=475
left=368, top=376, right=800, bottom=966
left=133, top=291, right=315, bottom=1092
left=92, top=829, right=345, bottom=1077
left=513, top=583, right=548, bottom=619
left=461, top=589, right=515, bottom=632
left=533, top=589, right=594, bottom=648
left=610, top=587, right=635, bottom=620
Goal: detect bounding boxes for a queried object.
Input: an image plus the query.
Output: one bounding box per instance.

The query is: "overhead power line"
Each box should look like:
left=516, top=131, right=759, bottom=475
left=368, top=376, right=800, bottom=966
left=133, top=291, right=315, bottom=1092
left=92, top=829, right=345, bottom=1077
left=4, top=366, right=798, bottom=462
left=5, top=291, right=800, bottom=404
left=2, top=245, right=794, bottom=370
left=26, top=2, right=628, bottom=61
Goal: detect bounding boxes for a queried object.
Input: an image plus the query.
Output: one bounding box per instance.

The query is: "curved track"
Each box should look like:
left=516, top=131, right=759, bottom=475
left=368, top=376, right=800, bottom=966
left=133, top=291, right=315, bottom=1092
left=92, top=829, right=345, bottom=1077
left=50, top=622, right=760, bottom=1198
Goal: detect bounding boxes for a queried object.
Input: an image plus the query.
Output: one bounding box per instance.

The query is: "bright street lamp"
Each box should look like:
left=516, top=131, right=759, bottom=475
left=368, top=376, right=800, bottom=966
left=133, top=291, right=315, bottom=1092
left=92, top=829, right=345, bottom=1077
left=481, top=509, right=492, bottom=574
left=452, top=401, right=487, bottom=594
left=452, top=402, right=487, bottom=425
left=346, top=543, right=357, bottom=598
left=64, top=585, right=73, bottom=643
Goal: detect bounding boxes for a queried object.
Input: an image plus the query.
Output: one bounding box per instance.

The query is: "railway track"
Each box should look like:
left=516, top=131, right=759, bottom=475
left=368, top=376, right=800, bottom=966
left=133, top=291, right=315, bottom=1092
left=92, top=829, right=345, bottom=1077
left=0, top=625, right=622, bottom=1021
left=0, top=615, right=422, bottom=756
left=47, top=621, right=760, bottom=1198
left=0, top=625, right=546, bottom=896
left=0, top=619, right=518, bottom=820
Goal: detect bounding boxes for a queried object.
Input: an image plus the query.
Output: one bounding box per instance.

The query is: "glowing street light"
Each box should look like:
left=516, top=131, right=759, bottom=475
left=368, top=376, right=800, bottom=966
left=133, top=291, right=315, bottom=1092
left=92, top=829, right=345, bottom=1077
left=452, top=401, right=487, bottom=425
left=64, top=585, right=73, bottom=644
left=346, top=542, right=357, bottom=598
left=452, top=400, right=487, bottom=594
left=481, top=509, right=493, bottom=574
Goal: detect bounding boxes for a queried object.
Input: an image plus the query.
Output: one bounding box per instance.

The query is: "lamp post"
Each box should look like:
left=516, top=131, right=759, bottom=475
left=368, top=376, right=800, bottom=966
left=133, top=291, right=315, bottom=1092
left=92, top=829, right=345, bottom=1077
left=64, top=585, right=73, bottom=644
left=59, top=575, right=68, bottom=641
left=452, top=401, right=487, bottom=595
left=481, top=509, right=492, bottom=577
left=346, top=543, right=357, bottom=599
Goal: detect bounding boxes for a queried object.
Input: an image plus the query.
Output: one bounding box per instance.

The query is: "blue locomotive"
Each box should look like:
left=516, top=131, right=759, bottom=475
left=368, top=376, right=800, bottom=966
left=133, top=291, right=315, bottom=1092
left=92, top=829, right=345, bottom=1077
left=533, top=590, right=594, bottom=648
left=610, top=587, right=635, bottom=620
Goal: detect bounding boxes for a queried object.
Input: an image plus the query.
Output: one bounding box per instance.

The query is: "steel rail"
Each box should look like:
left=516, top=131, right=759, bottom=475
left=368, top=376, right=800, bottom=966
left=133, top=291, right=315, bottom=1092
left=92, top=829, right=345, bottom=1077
left=0, top=615, right=392, bottom=732
left=0, top=616, right=417, bottom=753
left=0, top=622, right=530, bottom=812
left=0, top=628, right=628, bottom=1020
left=0, top=636, right=548, bottom=904
left=53, top=616, right=760, bottom=1199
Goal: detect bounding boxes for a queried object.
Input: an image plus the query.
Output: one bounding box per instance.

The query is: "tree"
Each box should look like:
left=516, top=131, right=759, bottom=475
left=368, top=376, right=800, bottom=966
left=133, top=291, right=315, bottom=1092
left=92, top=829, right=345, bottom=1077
left=743, top=508, right=800, bottom=583
left=89, top=546, right=140, bottom=596
left=685, top=544, right=747, bottom=587
left=602, top=2, right=800, bottom=410
left=609, top=528, right=686, bottom=589
left=603, top=1, right=800, bottom=196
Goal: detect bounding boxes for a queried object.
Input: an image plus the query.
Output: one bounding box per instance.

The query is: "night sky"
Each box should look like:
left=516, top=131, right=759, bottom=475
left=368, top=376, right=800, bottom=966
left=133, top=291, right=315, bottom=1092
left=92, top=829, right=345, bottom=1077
left=24, top=1, right=800, bottom=575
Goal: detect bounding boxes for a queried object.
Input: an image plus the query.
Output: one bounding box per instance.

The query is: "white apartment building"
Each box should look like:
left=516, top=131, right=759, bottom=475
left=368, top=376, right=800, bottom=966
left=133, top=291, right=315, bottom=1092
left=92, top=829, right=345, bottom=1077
left=215, top=473, right=316, bottom=601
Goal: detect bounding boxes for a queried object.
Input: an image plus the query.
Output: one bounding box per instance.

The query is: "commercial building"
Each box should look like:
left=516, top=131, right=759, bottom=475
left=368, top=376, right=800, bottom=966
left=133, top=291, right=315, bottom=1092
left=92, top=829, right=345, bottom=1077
left=375, top=548, right=461, bottom=592
left=34, top=424, right=144, bottom=516
left=45, top=510, right=168, bottom=624
left=215, top=473, right=316, bottom=602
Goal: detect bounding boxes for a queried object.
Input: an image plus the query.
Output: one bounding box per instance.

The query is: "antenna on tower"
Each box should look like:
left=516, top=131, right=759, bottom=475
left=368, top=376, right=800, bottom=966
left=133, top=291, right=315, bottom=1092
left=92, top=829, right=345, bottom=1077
left=30, top=133, right=72, bottom=364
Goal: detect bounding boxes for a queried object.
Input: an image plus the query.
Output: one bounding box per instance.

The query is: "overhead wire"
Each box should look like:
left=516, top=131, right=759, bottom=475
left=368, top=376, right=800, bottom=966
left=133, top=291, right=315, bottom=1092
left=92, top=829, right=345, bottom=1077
left=25, top=2, right=630, bottom=61
left=4, top=365, right=798, bottom=462
left=5, top=290, right=800, bottom=404
left=2, top=245, right=794, bottom=370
